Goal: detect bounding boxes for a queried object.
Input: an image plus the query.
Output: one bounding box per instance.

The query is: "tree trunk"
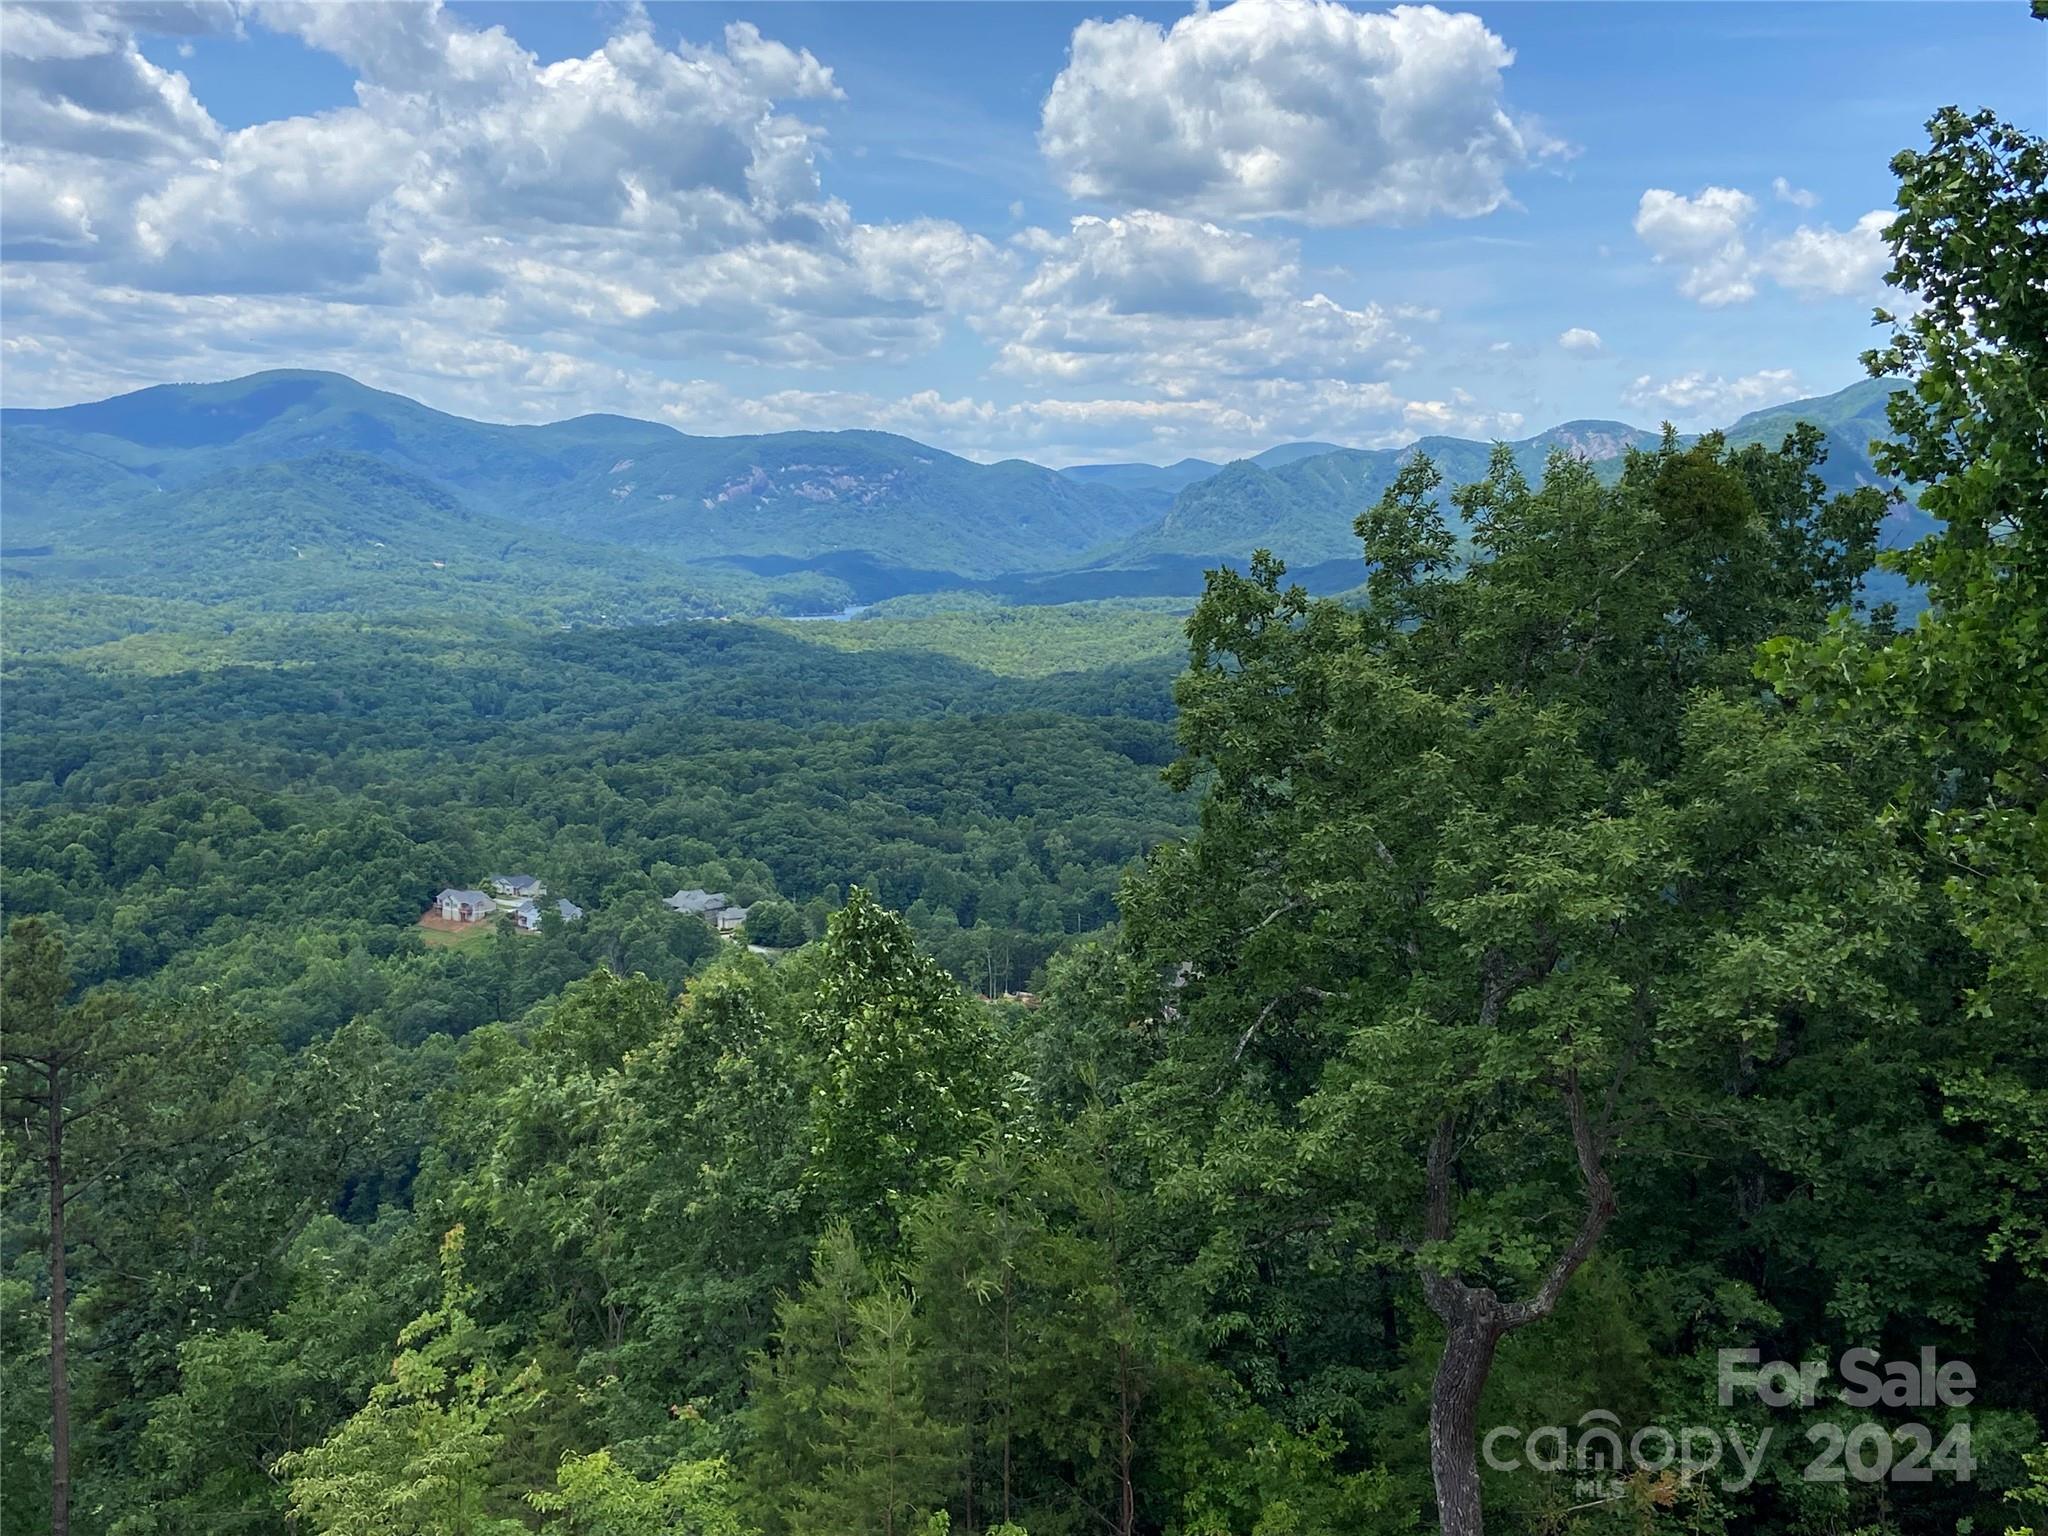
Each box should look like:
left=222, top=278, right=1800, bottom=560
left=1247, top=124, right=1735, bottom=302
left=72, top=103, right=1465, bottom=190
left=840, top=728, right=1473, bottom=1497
left=1116, top=1341, right=1137, bottom=1536
left=1428, top=1305, right=1503, bottom=1536
left=1421, top=1079, right=1617, bottom=1536
left=1000, top=1268, right=1013, bottom=1523
left=48, top=1064, right=70, bottom=1536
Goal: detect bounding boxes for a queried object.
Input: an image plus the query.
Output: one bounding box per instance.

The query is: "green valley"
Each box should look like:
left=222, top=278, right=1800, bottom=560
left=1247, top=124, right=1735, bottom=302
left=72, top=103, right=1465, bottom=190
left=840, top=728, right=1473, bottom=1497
left=2, top=38, right=2041, bottom=1536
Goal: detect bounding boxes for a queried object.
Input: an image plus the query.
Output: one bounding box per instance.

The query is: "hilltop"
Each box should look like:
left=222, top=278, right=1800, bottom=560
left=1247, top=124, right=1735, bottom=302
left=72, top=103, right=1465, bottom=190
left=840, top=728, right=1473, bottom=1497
left=3, top=371, right=1918, bottom=610
left=2, top=371, right=1157, bottom=581
left=0, top=450, right=819, bottom=625
left=1084, top=385, right=1913, bottom=567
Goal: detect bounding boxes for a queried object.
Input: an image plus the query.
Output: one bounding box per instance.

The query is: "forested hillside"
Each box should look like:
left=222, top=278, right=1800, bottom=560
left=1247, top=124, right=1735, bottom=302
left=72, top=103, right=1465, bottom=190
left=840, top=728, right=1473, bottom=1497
left=2, top=106, right=2042, bottom=1536
left=1109, top=392, right=1921, bottom=569
left=1, top=372, right=1161, bottom=580
left=1, top=452, right=848, bottom=624
left=6, top=368, right=1912, bottom=605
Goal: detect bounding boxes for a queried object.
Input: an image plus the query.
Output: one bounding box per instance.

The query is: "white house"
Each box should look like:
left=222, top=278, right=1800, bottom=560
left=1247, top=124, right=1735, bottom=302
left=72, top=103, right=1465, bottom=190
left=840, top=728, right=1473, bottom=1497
left=486, top=874, right=545, bottom=911
left=438, top=888, right=495, bottom=923
left=514, top=897, right=585, bottom=933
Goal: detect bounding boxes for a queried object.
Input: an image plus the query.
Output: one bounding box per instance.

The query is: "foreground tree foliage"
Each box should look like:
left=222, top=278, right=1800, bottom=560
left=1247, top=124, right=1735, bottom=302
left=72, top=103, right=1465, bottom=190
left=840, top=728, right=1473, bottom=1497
left=1, top=108, right=2043, bottom=1536
left=1766, top=105, right=2047, bottom=1278
left=277, top=1225, right=543, bottom=1536
left=1119, top=424, right=1914, bottom=1536
left=3, top=921, right=267, bottom=1536
left=1850, top=109, right=2044, bottom=1018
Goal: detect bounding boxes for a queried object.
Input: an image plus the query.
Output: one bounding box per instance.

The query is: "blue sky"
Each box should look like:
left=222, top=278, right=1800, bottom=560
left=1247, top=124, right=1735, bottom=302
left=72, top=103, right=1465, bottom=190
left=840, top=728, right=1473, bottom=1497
left=2, top=2, right=2041, bottom=464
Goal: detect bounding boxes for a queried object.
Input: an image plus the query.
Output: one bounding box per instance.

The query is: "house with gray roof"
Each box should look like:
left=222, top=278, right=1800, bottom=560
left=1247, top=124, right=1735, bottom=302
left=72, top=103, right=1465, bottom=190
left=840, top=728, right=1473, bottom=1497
left=662, top=888, right=731, bottom=916
left=515, top=897, right=585, bottom=932
left=438, top=888, right=495, bottom=923
left=487, top=873, right=546, bottom=909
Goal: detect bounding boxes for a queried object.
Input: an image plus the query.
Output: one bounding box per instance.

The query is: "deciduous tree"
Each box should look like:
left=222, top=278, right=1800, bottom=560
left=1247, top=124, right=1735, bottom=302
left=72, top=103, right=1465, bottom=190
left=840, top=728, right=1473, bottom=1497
left=1124, top=428, right=1897, bottom=1536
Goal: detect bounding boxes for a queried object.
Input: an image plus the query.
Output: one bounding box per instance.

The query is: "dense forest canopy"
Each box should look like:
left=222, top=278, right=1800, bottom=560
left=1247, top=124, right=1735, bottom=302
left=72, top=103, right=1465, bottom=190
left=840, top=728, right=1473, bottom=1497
left=2, top=105, right=2044, bottom=1536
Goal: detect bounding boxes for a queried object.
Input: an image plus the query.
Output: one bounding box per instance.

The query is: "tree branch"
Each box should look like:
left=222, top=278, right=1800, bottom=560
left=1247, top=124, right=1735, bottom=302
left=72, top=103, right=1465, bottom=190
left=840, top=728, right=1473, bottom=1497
left=1501, top=1069, right=1616, bottom=1330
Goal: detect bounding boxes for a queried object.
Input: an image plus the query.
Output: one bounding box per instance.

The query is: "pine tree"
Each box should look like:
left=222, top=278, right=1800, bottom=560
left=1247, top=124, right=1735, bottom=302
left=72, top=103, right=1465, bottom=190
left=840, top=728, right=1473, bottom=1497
left=793, top=1285, right=962, bottom=1536
left=907, top=1124, right=1042, bottom=1531
left=743, top=1226, right=882, bottom=1529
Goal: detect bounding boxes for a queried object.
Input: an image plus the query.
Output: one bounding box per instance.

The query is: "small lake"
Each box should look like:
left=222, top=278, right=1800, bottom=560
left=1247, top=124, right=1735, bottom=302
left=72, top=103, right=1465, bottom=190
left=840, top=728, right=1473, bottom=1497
left=785, top=604, right=872, bottom=623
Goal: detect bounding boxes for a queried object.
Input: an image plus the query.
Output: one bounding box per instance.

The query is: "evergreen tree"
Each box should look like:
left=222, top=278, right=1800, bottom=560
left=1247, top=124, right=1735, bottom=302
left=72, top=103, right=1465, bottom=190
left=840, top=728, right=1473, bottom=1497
left=907, top=1124, right=1043, bottom=1531
left=744, top=1226, right=883, bottom=1530
left=792, top=1285, right=963, bottom=1536
left=2, top=919, right=259, bottom=1536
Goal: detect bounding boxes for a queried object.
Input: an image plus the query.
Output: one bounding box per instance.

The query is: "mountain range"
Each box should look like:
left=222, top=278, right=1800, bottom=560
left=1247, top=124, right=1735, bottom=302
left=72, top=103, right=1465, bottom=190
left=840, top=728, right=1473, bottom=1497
left=2, top=370, right=1920, bottom=620
left=1090, top=382, right=1922, bottom=567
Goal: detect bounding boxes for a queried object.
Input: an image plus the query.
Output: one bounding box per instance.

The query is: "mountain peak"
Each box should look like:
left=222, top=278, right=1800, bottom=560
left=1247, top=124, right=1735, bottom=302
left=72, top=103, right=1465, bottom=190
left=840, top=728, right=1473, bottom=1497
left=1251, top=441, right=1349, bottom=468
left=4, top=369, right=1898, bottom=584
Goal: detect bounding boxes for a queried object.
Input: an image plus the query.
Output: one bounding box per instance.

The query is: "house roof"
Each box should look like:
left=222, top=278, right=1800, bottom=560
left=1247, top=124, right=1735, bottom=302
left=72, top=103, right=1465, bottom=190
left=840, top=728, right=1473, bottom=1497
left=440, top=888, right=492, bottom=906
left=713, top=904, right=751, bottom=926
left=487, top=873, right=542, bottom=893
left=663, top=888, right=731, bottom=914
left=517, top=897, right=584, bottom=924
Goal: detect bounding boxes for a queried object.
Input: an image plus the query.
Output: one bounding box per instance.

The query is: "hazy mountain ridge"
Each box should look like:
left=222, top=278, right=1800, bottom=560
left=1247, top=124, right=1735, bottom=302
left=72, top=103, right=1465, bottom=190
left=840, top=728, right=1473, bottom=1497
left=3, top=371, right=1917, bottom=604
left=497, top=428, right=1160, bottom=572
left=1108, top=422, right=1669, bottom=565
left=0, top=448, right=841, bottom=623
left=2, top=372, right=1157, bottom=579
left=1088, top=381, right=1912, bottom=566
left=1720, top=377, right=1903, bottom=480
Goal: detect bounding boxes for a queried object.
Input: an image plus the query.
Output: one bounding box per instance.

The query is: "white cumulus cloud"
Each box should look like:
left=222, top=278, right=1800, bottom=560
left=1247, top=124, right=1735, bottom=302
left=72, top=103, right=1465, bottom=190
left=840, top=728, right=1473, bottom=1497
left=1771, top=175, right=1818, bottom=209
left=2, top=2, right=994, bottom=368
left=986, top=211, right=1419, bottom=388
left=1762, top=211, right=1891, bottom=296
left=1557, top=326, right=1603, bottom=355
left=1622, top=368, right=1801, bottom=421
left=1040, top=0, right=1555, bottom=226
left=1634, top=182, right=1894, bottom=308
left=1633, top=186, right=1758, bottom=306
left=0, top=2, right=225, bottom=166
left=0, top=256, right=1524, bottom=467
left=655, top=375, right=1522, bottom=466
left=0, top=1, right=1537, bottom=464
left=1402, top=389, right=1525, bottom=438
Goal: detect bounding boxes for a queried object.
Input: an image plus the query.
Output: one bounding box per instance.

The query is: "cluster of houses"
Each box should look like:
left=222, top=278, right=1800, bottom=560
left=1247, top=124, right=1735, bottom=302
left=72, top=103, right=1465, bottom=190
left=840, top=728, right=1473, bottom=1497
left=437, top=874, right=585, bottom=933
left=663, top=887, right=751, bottom=939
left=432, top=875, right=757, bottom=942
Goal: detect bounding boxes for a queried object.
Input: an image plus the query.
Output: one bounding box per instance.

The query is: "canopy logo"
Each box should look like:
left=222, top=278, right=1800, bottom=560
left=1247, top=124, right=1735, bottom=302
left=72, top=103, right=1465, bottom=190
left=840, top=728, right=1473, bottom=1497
left=1483, top=1349, right=1977, bottom=1500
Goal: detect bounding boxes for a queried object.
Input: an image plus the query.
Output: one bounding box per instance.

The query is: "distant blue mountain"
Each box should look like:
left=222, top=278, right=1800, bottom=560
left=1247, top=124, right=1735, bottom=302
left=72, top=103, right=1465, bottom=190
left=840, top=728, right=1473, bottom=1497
left=1058, top=458, right=1222, bottom=494
left=1250, top=441, right=1350, bottom=468
left=4, top=371, right=1923, bottom=610
left=2, top=370, right=1158, bottom=579
left=1095, top=382, right=1917, bottom=569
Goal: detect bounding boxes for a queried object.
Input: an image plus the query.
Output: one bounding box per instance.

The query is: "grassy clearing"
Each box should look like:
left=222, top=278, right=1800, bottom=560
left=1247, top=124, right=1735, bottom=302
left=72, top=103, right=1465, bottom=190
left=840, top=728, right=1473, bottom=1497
left=417, top=917, right=500, bottom=950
